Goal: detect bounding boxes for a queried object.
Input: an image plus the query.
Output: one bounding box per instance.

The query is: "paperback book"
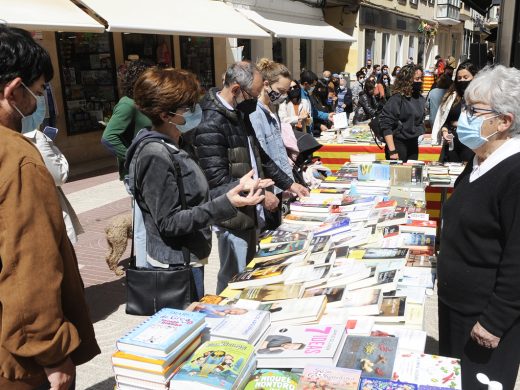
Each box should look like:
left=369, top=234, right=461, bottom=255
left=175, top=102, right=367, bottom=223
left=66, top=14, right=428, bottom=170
left=170, top=339, right=256, bottom=390
left=297, top=365, right=362, bottom=390
left=185, top=302, right=270, bottom=344
left=239, top=283, right=303, bottom=301
left=256, top=324, right=346, bottom=368
left=116, top=308, right=206, bottom=357
left=244, top=369, right=300, bottom=390
left=337, top=336, right=399, bottom=380
left=228, top=263, right=292, bottom=289
left=358, top=377, right=418, bottom=389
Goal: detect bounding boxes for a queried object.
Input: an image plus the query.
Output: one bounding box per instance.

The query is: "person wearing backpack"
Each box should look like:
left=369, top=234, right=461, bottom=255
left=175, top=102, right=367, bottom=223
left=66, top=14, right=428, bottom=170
left=353, top=78, right=380, bottom=124
left=379, top=64, right=425, bottom=161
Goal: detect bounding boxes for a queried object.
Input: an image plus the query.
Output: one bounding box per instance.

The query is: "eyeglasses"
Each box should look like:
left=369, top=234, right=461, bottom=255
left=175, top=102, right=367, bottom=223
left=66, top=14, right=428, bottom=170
left=462, top=104, right=500, bottom=121
left=169, top=105, right=196, bottom=116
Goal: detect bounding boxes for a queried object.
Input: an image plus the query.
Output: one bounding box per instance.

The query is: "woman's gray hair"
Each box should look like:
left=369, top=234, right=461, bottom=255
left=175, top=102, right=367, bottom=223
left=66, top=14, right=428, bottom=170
left=223, top=61, right=258, bottom=92
left=465, top=65, right=520, bottom=136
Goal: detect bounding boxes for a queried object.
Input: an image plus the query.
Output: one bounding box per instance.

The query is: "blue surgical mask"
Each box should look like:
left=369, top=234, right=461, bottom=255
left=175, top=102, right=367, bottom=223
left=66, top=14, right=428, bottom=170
left=12, top=82, right=47, bottom=133
left=457, top=112, right=500, bottom=150
left=169, top=104, right=202, bottom=133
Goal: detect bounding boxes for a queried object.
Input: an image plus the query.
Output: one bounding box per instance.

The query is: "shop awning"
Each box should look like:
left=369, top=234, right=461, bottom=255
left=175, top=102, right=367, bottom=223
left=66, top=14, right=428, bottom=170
left=77, top=0, right=270, bottom=38
left=237, top=8, right=355, bottom=42
left=1, top=0, right=105, bottom=32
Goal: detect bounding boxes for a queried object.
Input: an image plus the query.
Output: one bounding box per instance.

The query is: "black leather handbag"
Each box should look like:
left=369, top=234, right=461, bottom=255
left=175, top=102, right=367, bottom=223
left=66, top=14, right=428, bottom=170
left=126, top=145, right=197, bottom=316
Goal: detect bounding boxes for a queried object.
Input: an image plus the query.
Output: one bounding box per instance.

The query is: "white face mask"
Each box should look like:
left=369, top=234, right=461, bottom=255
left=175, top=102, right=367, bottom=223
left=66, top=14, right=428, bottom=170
left=12, top=82, right=46, bottom=133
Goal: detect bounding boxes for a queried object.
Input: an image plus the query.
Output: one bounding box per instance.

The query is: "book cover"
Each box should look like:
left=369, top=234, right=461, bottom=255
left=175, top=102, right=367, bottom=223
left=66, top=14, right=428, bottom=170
left=239, top=283, right=302, bottom=301
left=392, top=353, right=462, bottom=389
left=377, top=212, right=408, bottom=227
left=244, top=369, right=300, bottom=390
left=260, top=230, right=311, bottom=248
left=185, top=303, right=269, bottom=343
left=303, top=285, right=346, bottom=306
left=255, top=241, right=308, bottom=260
left=116, top=309, right=206, bottom=357
left=377, top=297, right=407, bottom=323
left=342, top=288, right=383, bottom=316
left=349, top=248, right=409, bottom=262
left=284, top=214, right=330, bottom=225
left=358, top=163, right=391, bottom=181
left=171, top=339, right=255, bottom=390
left=297, top=365, right=361, bottom=390
left=256, top=324, right=346, bottom=368
left=345, top=316, right=375, bottom=336
left=257, top=296, right=326, bottom=324
left=370, top=325, right=427, bottom=354
left=359, top=377, right=418, bottom=389
left=337, top=336, right=399, bottom=379
left=228, top=264, right=290, bottom=289
left=200, top=295, right=226, bottom=305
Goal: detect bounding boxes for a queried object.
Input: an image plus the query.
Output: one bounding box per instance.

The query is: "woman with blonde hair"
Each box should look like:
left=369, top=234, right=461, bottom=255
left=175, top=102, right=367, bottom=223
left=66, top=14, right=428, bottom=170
left=249, top=58, right=296, bottom=229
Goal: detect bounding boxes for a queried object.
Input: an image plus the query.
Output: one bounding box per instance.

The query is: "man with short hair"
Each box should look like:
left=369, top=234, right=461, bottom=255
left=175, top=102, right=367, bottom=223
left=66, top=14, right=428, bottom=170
left=0, top=25, right=100, bottom=389
left=193, top=61, right=309, bottom=293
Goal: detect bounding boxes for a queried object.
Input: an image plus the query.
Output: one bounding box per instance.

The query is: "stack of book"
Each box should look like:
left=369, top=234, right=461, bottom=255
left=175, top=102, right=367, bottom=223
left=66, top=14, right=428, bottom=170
left=112, top=308, right=206, bottom=390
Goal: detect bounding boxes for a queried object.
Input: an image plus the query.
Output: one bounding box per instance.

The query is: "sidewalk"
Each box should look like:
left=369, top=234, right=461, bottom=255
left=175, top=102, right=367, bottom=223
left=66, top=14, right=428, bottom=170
left=62, top=171, right=518, bottom=390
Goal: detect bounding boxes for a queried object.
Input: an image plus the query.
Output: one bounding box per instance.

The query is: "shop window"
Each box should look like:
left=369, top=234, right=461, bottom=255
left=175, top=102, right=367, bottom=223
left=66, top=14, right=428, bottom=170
left=272, top=38, right=286, bottom=65
left=122, top=33, right=173, bottom=67
left=364, top=29, right=376, bottom=64
left=56, top=32, right=118, bottom=135
left=300, top=39, right=311, bottom=72
left=237, top=39, right=252, bottom=61
left=180, top=36, right=215, bottom=93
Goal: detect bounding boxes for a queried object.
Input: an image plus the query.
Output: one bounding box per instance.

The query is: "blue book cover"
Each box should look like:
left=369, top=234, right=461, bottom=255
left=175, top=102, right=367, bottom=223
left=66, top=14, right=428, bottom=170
left=116, top=308, right=206, bottom=356
left=359, top=377, right=418, bottom=389
left=358, top=164, right=391, bottom=181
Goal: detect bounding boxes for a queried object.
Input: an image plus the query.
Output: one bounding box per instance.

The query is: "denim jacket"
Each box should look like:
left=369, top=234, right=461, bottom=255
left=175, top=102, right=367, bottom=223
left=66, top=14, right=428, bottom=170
left=249, top=101, right=294, bottom=194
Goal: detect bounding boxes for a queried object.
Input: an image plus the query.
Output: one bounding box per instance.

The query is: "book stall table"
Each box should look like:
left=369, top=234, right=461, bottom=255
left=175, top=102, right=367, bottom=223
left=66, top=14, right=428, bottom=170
left=314, top=142, right=446, bottom=220
left=111, top=160, right=465, bottom=390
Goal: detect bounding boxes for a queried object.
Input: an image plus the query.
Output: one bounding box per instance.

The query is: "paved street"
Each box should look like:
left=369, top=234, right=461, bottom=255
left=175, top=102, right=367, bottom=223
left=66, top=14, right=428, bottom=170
left=63, top=169, right=519, bottom=389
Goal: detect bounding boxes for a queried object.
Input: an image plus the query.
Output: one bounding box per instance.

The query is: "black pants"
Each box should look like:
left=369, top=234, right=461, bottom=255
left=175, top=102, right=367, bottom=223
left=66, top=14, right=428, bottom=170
left=438, top=299, right=520, bottom=390
left=384, top=137, right=419, bottom=162
left=263, top=192, right=283, bottom=231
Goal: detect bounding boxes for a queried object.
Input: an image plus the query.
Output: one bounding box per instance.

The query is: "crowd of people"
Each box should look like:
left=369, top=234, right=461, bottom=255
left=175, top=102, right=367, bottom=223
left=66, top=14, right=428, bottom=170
left=1, top=22, right=520, bottom=390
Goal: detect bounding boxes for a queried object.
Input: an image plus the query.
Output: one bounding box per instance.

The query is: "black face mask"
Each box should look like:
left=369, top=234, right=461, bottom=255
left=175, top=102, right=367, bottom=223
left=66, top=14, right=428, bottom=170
left=236, top=98, right=257, bottom=115
left=288, top=87, right=301, bottom=100
left=412, top=82, right=423, bottom=94
left=455, top=80, right=470, bottom=96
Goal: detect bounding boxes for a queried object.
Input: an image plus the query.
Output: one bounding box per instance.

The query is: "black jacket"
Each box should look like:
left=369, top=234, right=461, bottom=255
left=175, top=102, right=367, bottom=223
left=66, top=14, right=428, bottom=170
left=380, top=93, right=425, bottom=140
left=192, top=88, right=293, bottom=231
left=125, top=129, right=237, bottom=265
left=354, top=91, right=379, bottom=122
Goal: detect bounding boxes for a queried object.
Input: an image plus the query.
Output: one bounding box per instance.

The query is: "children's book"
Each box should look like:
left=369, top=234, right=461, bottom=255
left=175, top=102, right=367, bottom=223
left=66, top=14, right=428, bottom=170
left=358, top=377, right=418, bottom=389
left=337, top=336, right=399, bottom=380
left=239, top=283, right=303, bottom=301
left=170, top=339, right=256, bottom=390
left=244, top=369, right=300, bottom=390
left=185, top=302, right=270, bottom=344
left=256, top=324, right=346, bottom=368
left=116, top=308, right=206, bottom=357
left=297, top=365, right=362, bottom=390
left=392, top=353, right=462, bottom=389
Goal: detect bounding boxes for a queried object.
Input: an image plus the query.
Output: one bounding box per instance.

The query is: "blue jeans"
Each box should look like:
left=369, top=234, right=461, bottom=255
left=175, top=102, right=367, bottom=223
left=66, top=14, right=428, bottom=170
left=191, top=266, right=204, bottom=300
left=216, top=228, right=257, bottom=294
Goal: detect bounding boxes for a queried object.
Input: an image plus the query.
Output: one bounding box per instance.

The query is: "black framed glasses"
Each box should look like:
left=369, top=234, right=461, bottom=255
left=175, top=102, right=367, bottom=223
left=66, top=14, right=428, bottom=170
left=462, top=103, right=500, bottom=121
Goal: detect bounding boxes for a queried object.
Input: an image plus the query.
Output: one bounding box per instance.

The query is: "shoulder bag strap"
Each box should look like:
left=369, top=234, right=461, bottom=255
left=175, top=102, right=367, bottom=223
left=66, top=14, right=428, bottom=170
left=169, top=150, right=191, bottom=268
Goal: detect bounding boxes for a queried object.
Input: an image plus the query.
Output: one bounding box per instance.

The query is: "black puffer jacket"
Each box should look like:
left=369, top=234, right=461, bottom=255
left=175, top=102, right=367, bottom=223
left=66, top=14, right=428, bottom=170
left=192, top=88, right=294, bottom=231
left=354, top=91, right=379, bottom=122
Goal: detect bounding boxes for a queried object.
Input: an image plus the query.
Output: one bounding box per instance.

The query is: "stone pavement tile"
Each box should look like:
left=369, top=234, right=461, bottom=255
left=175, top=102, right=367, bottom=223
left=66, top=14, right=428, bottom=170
left=63, top=172, right=119, bottom=195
